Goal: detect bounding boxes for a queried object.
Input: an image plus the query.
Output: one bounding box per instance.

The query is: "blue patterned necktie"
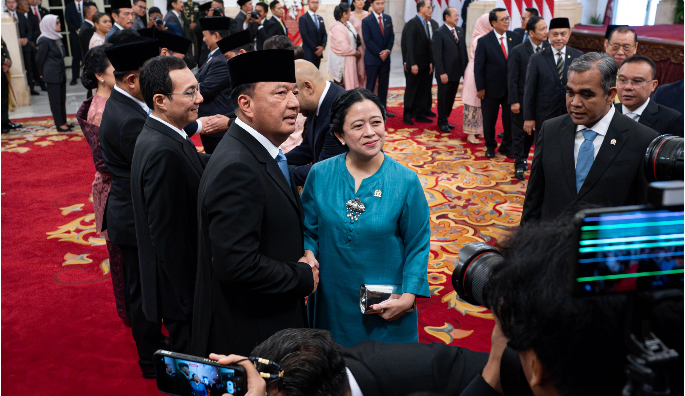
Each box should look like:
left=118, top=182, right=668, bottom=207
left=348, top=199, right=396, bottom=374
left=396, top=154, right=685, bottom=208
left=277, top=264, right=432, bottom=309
left=313, top=13, right=319, bottom=30
left=575, top=129, right=598, bottom=193
left=276, top=149, right=291, bottom=188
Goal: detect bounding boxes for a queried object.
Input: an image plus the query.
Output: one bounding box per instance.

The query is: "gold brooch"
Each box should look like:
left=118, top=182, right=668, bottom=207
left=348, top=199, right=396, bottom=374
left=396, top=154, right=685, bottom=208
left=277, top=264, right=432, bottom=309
left=611, top=139, right=617, bottom=145
left=374, top=190, right=382, bottom=198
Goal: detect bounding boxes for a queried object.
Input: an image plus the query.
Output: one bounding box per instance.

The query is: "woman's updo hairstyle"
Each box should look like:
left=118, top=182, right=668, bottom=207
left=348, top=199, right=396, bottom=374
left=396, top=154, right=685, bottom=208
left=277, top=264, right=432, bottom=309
left=93, top=12, right=109, bottom=24
left=329, top=88, right=386, bottom=146
left=333, top=2, right=349, bottom=21
left=81, top=44, right=111, bottom=90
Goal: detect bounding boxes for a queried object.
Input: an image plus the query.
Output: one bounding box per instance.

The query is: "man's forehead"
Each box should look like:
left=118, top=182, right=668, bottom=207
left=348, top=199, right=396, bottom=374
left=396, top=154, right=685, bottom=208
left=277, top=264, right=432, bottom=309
left=609, top=31, right=636, bottom=43
left=568, top=70, right=602, bottom=88
left=619, top=62, right=651, bottom=76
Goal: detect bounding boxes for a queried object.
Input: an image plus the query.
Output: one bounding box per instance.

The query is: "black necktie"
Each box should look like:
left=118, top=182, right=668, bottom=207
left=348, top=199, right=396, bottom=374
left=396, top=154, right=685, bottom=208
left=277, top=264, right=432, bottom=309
left=535, top=45, right=541, bottom=52
left=424, top=20, right=430, bottom=39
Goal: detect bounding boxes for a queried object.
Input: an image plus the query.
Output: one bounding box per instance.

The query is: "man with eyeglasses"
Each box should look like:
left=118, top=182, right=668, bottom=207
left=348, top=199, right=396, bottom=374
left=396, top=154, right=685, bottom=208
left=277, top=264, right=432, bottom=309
left=132, top=55, right=209, bottom=355
left=615, top=55, right=683, bottom=137
left=604, top=25, right=637, bottom=68
left=132, top=0, right=147, bottom=30
left=513, top=7, right=538, bottom=42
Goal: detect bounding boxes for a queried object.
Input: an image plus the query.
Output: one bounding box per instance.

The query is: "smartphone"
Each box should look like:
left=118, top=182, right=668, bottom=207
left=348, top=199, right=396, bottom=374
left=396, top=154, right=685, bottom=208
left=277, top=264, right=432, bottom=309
left=573, top=205, right=684, bottom=296
left=154, top=350, right=247, bottom=396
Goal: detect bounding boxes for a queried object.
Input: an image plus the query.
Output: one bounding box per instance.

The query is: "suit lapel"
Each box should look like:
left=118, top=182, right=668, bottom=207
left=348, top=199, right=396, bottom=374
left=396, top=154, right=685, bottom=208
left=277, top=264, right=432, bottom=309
left=524, top=39, right=534, bottom=56
left=543, top=47, right=561, bottom=86
left=146, top=117, right=204, bottom=175
left=558, top=116, right=579, bottom=197
left=575, top=113, right=630, bottom=200
left=638, top=99, right=659, bottom=128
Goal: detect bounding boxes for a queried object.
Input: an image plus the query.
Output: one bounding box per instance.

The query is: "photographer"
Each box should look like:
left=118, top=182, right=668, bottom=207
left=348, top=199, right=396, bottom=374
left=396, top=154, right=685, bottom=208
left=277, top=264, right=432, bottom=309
left=147, top=6, right=165, bottom=31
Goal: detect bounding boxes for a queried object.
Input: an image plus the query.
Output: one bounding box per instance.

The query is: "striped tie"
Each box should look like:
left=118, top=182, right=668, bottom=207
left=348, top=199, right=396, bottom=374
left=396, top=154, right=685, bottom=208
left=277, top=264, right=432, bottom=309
left=557, top=52, right=565, bottom=80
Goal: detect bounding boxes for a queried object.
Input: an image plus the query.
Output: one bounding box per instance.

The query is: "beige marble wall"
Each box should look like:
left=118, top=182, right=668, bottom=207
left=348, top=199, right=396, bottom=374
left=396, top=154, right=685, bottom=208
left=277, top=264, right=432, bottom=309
left=2, top=13, right=30, bottom=106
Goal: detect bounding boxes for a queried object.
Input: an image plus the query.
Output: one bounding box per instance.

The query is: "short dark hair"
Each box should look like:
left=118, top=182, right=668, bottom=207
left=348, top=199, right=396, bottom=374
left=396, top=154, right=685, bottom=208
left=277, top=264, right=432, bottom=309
left=255, top=1, right=267, bottom=13
left=524, top=7, right=539, bottom=16
left=212, top=0, right=224, bottom=5
left=140, top=55, right=188, bottom=109
left=291, top=45, right=304, bottom=60
left=263, top=35, right=292, bottom=50
left=269, top=0, right=280, bottom=10
left=334, top=2, right=349, bottom=21
left=230, top=83, right=256, bottom=112
left=526, top=15, right=542, bottom=33
left=621, top=55, right=657, bottom=79
left=416, top=0, right=428, bottom=13
left=442, top=7, right=455, bottom=22
left=81, top=45, right=112, bottom=90
left=250, top=329, right=349, bottom=396
left=488, top=7, right=506, bottom=27
left=178, top=363, right=189, bottom=369
left=485, top=219, right=628, bottom=396
left=329, top=88, right=386, bottom=146
left=608, top=26, right=638, bottom=43
left=166, top=0, right=180, bottom=11
left=148, top=6, right=161, bottom=14
left=93, top=11, right=109, bottom=24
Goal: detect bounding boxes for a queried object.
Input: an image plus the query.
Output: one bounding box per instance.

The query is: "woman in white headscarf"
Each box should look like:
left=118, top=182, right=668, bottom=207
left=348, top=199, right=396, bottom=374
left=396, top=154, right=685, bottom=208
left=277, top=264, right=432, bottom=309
left=36, top=14, right=70, bottom=132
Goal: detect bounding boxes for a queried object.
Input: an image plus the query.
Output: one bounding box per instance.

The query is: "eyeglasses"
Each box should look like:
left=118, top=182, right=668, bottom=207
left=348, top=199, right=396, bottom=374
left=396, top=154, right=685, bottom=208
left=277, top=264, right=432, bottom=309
left=608, top=43, right=635, bottom=52
left=617, top=77, right=652, bottom=88
left=499, top=17, right=510, bottom=22
left=167, top=83, right=200, bottom=101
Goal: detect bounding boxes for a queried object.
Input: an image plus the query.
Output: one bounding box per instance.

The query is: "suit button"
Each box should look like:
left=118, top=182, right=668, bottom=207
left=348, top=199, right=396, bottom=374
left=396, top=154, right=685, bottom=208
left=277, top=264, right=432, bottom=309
left=347, top=236, right=352, bottom=241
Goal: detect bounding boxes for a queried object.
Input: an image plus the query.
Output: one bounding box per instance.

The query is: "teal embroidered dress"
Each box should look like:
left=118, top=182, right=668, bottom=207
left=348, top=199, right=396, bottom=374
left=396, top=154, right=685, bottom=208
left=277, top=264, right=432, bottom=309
left=301, top=153, right=431, bottom=346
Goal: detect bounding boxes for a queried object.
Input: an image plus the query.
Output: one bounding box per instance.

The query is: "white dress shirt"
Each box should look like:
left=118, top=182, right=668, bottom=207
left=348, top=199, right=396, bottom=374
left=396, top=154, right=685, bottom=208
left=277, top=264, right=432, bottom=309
left=307, top=9, right=318, bottom=26
left=346, top=368, right=364, bottom=396
left=114, top=85, right=150, bottom=114
left=171, top=9, right=183, bottom=27
left=316, top=81, right=331, bottom=116
left=552, top=45, right=566, bottom=64
left=235, top=117, right=280, bottom=159
left=149, top=114, right=189, bottom=139
left=494, top=30, right=507, bottom=57
left=574, top=105, right=614, bottom=166
left=85, top=19, right=94, bottom=26
left=529, top=38, right=543, bottom=53
left=114, top=22, right=125, bottom=31
left=622, top=97, right=650, bottom=122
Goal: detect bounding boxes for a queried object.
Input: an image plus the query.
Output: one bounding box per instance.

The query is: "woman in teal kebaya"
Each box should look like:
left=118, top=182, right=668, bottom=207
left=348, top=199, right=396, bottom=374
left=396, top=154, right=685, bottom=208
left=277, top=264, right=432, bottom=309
left=301, top=89, right=431, bottom=346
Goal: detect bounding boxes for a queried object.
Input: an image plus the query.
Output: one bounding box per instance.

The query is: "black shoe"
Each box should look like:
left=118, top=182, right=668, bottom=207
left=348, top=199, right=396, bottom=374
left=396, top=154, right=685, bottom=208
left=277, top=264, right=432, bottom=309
left=386, top=111, right=395, bottom=117
left=69, top=79, right=78, bottom=86
left=484, top=148, right=495, bottom=158
left=425, top=110, right=437, bottom=117
left=1, top=127, right=9, bottom=134
left=30, top=89, right=40, bottom=96
left=40, top=83, right=48, bottom=91
left=515, top=167, right=525, bottom=181
left=499, top=147, right=515, bottom=159
left=8, top=122, right=22, bottom=129
left=497, top=132, right=504, bottom=138
left=414, top=115, right=433, bottom=123
left=447, top=123, right=455, bottom=129
left=438, top=123, right=451, bottom=133
left=402, top=115, right=414, bottom=125
left=67, top=123, right=76, bottom=128
left=56, top=126, right=72, bottom=132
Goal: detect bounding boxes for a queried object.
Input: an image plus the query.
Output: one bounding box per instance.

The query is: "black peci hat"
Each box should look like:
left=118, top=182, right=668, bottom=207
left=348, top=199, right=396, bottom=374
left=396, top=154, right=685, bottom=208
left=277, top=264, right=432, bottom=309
left=137, top=27, right=154, bottom=38
left=198, top=1, right=212, bottom=13
left=110, top=0, right=132, bottom=10
left=228, top=49, right=295, bottom=87
left=548, top=17, right=570, bottom=30
left=237, top=0, right=250, bottom=6
left=605, top=24, right=628, bottom=40
left=154, top=29, right=192, bottom=54
left=199, top=16, right=231, bottom=31
left=105, top=36, right=159, bottom=72
left=218, top=30, right=251, bottom=54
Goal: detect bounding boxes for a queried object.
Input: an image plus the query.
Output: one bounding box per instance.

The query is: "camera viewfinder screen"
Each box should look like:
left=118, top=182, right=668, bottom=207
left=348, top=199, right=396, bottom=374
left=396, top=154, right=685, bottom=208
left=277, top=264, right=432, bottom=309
left=577, top=209, right=684, bottom=295
left=158, top=356, right=242, bottom=395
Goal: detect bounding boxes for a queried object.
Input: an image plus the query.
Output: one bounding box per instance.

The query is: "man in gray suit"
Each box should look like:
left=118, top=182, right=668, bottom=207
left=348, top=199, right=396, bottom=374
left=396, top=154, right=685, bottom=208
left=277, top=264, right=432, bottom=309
left=132, top=0, right=147, bottom=30
left=165, top=0, right=185, bottom=35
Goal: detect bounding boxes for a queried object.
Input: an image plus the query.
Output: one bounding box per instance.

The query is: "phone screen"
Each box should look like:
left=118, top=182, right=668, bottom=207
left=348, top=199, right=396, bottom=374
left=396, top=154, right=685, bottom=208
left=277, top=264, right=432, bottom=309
left=156, top=355, right=243, bottom=395
left=576, top=207, right=684, bottom=295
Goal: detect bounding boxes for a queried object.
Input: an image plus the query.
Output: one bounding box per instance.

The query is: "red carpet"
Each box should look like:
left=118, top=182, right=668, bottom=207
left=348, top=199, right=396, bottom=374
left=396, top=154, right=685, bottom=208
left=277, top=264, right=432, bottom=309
left=2, top=88, right=521, bottom=394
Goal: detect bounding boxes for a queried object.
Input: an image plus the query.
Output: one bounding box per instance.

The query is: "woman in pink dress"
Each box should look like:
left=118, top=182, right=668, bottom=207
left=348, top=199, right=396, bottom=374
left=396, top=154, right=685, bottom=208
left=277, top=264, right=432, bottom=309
left=76, top=45, right=129, bottom=325
left=461, top=14, right=492, bottom=144
left=328, top=3, right=361, bottom=90
left=348, top=0, right=368, bottom=87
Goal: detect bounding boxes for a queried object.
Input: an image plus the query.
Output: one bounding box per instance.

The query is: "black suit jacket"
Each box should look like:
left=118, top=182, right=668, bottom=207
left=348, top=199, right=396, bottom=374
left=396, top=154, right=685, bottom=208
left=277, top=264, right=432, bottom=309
left=99, top=88, right=149, bottom=247
left=521, top=112, right=660, bottom=224
left=507, top=39, right=548, bottom=104
left=652, top=79, right=684, bottom=116
left=231, top=10, right=259, bottom=40
left=615, top=99, right=684, bottom=137
left=286, top=82, right=347, bottom=186
left=64, top=1, right=83, bottom=34
left=432, top=24, right=468, bottom=81
left=174, top=372, right=194, bottom=396
left=361, top=12, right=394, bottom=66
left=256, top=25, right=268, bottom=50
left=131, top=117, right=209, bottom=322
left=195, top=51, right=232, bottom=139
left=401, top=16, right=437, bottom=71
left=191, top=122, right=315, bottom=357
left=263, top=16, right=288, bottom=40
left=342, top=340, right=489, bottom=396
left=299, top=12, right=327, bottom=62
left=523, top=45, right=582, bottom=126
left=26, top=10, right=40, bottom=44
left=78, top=20, right=94, bottom=55
left=15, top=12, right=32, bottom=52
left=35, top=37, right=66, bottom=83
left=513, top=27, right=524, bottom=36
left=474, top=30, right=522, bottom=99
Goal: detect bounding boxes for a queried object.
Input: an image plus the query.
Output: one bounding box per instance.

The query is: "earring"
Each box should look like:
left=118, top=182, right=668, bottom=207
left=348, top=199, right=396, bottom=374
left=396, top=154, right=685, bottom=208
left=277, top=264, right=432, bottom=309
left=341, top=142, right=346, bottom=146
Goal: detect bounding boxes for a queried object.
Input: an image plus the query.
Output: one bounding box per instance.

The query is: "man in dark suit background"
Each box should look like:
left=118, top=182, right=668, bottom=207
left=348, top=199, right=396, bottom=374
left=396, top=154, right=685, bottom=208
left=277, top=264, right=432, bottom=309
left=362, top=0, right=395, bottom=116
left=99, top=36, right=166, bottom=378
left=195, top=16, right=232, bottom=153
left=191, top=50, right=318, bottom=358
left=286, top=59, right=346, bottom=185
left=174, top=363, right=194, bottom=396
left=615, top=55, right=683, bottom=137
left=132, top=56, right=209, bottom=354
left=521, top=52, right=659, bottom=225
left=474, top=8, right=522, bottom=158
left=652, top=79, right=684, bottom=115
left=432, top=7, right=467, bottom=133
left=230, top=0, right=258, bottom=40
left=263, top=0, right=288, bottom=40
left=507, top=15, right=548, bottom=180
left=18, top=0, right=41, bottom=95
left=78, top=2, right=97, bottom=56
left=512, top=7, right=537, bottom=42
left=165, top=0, right=185, bottom=35
left=105, top=0, right=134, bottom=43
left=65, top=0, right=85, bottom=85
left=401, top=0, right=437, bottom=125
left=6, top=0, right=37, bottom=95
left=299, top=0, right=326, bottom=68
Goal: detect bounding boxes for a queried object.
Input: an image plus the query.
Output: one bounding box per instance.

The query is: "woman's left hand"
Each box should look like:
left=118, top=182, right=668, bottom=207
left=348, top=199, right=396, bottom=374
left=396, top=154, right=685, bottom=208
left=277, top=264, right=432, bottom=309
left=371, top=293, right=415, bottom=321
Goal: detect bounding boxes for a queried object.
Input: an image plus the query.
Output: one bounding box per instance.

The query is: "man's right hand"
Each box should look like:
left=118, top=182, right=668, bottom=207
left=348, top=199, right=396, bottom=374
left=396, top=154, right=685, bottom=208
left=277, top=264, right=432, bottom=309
left=379, top=49, right=389, bottom=61
left=209, top=354, right=266, bottom=396
left=411, top=65, right=418, bottom=75
left=481, top=317, right=509, bottom=394
left=19, top=38, right=27, bottom=46
left=510, top=103, right=520, bottom=114
left=440, top=73, right=448, bottom=84
left=299, top=253, right=319, bottom=294
left=476, top=89, right=485, bottom=100
left=523, top=120, right=535, bottom=135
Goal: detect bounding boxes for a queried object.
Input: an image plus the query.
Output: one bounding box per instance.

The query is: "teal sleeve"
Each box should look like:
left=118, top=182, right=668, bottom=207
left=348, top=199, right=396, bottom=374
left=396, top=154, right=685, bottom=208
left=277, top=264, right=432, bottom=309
left=301, top=164, right=319, bottom=258
left=399, top=173, right=431, bottom=298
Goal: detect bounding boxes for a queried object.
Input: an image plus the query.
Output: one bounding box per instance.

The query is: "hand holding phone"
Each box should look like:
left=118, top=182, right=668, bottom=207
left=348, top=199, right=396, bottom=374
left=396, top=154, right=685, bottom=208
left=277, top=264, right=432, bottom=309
left=209, top=353, right=267, bottom=396
left=154, top=350, right=248, bottom=396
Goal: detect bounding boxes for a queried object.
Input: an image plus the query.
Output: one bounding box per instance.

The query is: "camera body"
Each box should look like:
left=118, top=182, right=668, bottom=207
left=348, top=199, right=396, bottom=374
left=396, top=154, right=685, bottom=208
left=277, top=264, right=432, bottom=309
left=154, top=15, right=164, bottom=27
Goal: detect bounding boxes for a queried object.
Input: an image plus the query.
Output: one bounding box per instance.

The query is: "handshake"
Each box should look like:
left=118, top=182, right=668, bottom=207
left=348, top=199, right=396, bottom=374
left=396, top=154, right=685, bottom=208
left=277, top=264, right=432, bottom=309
left=198, top=114, right=232, bottom=135
left=299, top=250, right=319, bottom=295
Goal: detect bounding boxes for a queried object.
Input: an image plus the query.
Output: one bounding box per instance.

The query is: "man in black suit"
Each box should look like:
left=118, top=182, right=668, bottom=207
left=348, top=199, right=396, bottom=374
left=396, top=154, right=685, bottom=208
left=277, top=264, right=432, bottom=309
left=191, top=50, right=318, bottom=358
left=18, top=0, right=41, bottom=95
left=432, top=7, right=467, bottom=133
left=401, top=0, right=437, bottom=125
left=299, top=0, right=326, bottom=68
left=174, top=363, right=194, bottom=396
left=27, top=0, right=48, bottom=92
left=7, top=0, right=37, bottom=95
left=195, top=16, right=232, bottom=153
left=100, top=36, right=166, bottom=378
left=507, top=15, right=548, bottom=180
left=474, top=8, right=522, bottom=158
left=522, top=17, right=582, bottom=172
left=512, top=7, right=537, bottom=42
left=28, top=0, right=49, bottom=21
left=263, top=1, right=288, bottom=40
left=132, top=56, right=209, bottom=354
left=615, top=55, right=683, bottom=137
left=230, top=0, right=258, bottom=40
left=362, top=0, right=395, bottom=116
left=286, top=60, right=346, bottom=185
left=521, top=52, right=659, bottom=225
left=165, top=0, right=185, bottom=35
left=652, top=79, right=684, bottom=115
left=78, top=2, right=97, bottom=56
left=65, top=0, right=85, bottom=85
left=254, top=1, right=268, bottom=50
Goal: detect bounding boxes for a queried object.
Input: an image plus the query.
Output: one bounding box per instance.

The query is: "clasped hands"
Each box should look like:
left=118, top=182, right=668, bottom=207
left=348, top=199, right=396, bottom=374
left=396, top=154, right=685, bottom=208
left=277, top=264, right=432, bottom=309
left=301, top=250, right=319, bottom=295
left=378, top=49, right=390, bottom=61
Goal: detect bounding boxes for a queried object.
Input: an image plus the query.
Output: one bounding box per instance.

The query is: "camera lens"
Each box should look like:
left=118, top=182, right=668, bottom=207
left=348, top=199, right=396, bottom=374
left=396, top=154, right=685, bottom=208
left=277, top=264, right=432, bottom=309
left=644, top=135, right=684, bottom=182
left=452, top=242, right=503, bottom=307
